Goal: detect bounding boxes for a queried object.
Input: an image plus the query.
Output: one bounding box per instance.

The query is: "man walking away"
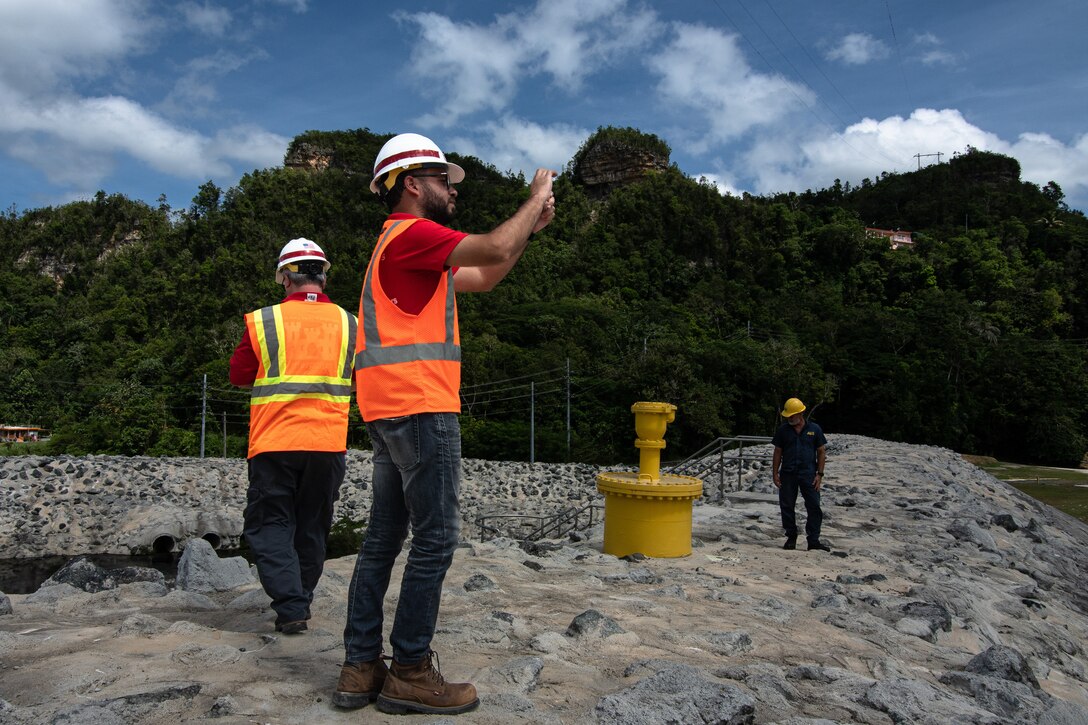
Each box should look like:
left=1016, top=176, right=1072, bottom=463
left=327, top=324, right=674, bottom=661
left=334, top=133, right=555, bottom=715
left=772, top=397, right=830, bottom=552
left=230, top=238, right=356, bottom=634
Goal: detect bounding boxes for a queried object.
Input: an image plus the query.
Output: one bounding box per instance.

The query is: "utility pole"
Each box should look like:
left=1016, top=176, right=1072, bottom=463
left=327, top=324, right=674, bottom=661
left=913, top=152, right=944, bottom=169
left=565, top=358, right=571, bottom=461
left=199, top=374, right=207, bottom=459
left=530, top=380, right=535, bottom=464
left=222, top=411, right=227, bottom=458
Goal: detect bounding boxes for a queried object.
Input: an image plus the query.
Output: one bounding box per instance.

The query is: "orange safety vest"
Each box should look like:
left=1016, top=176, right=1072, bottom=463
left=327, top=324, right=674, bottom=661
left=245, top=300, right=357, bottom=457
left=355, top=218, right=461, bottom=421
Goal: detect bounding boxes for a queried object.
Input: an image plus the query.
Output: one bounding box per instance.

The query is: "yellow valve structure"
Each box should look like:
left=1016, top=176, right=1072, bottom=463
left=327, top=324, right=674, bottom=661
left=596, top=402, right=703, bottom=558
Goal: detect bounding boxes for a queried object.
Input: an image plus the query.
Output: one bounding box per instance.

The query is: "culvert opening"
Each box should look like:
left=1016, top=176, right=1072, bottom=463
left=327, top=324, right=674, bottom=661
left=202, top=532, right=222, bottom=549
left=151, top=535, right=176, bottom=554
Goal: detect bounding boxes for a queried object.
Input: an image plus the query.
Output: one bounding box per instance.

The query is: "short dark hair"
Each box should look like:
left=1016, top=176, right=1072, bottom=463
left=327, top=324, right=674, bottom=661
left=378, top=173, right=408, bottom=211
left=283, top=267, right=326, bottom=287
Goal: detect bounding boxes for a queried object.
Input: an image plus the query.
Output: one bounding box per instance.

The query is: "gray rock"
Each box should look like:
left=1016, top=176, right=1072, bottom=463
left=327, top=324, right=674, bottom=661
left=565, top=609, right=625, bottom=639
left=705, top=630, right=754, bottom=656
left=207, top=695, right=237, bottom=718
left=175, top=538, right=254, bottom=593
left=595, top=662, right=755, bottom=724
left=862, top=677, right=999, bottom=724
left=464, top=573, right=497, bottom=591
left=947, top=520, right=999, bottom=552
left=0, top=591, right=11, bottom=616
left=40, top=557, right=163, bottom=593
left=225, top=588, right=271, bottom=611
left=939, top=671, right=1047, bottom=720
left=895, top=616, right=936, bottom=641
left=964, top=645, right=1041, bottom=688
left=480, top=656, right=545, bottom=695
left=626, top=567, right=660, bottom=584
left=899, top=600, right=952, bottom=633
left=24, top=582, right=82, bottom=603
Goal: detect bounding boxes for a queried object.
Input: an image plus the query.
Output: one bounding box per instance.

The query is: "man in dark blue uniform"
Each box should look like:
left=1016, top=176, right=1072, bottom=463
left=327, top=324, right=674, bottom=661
left=771, top=397, right=830, bottom=551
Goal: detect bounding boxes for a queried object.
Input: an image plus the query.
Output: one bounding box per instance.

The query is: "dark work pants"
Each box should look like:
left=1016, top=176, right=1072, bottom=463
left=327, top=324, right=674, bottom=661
left=244, top=451, right=345, bottom=624
left=778, top=472, right=823, bottom=545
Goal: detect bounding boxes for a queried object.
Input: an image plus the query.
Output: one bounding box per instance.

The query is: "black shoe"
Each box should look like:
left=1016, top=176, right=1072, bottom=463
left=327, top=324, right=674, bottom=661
left=275, top=620, right=308, bottom=634
left=807, top=541, right=831, bottom=552
left=783, top=536, right=797, bottom=550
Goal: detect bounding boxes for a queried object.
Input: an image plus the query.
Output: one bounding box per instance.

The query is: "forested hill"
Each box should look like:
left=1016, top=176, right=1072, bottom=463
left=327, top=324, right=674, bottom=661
left=1, top=128, right=1086, bottom=466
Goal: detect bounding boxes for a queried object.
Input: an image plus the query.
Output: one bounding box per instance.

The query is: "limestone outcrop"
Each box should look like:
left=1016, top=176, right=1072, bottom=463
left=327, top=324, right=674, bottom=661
left=1, top=435, right=1087, bottom=723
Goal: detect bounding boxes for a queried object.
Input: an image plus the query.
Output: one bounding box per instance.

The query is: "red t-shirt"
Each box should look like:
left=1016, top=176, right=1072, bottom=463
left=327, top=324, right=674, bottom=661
left=378, top=213, right=467, bottom=315
left=229, top=292, right=332, bottom=387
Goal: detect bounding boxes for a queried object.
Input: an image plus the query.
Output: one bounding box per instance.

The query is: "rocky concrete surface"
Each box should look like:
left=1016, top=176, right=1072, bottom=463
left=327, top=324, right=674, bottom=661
left=0, top=434, right=1087, bottom=724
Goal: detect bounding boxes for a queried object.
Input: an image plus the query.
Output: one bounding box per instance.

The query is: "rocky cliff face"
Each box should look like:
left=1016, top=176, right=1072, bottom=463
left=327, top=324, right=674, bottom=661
left=283, top=142, right=334, bottom=172
left=576, top=141, right=670, bottom=197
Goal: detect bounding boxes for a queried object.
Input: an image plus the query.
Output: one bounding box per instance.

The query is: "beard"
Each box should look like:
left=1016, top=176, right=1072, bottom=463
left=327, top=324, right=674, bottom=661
left=419, top=182, right=456, bottom=225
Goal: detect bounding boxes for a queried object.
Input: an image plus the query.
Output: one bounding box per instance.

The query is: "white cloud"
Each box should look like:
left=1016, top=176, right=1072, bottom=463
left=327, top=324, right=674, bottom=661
left=648, top=23, right=813, bottom=144
left=210, top=124, right=290, bottom=167
left=178, top=2, right=232, bottom=37
left=451, top=116, right=589, bottom=177
left=731, top=108, right=1088, bottom=210
left=1008, top=132, right=1088, bottom=203
left=395, top=0, right=660, bottom=127
left=0, top=0, right=151, bottom=91
left=518, top=0, right=659, bottom=90
left=396, top=11, right=523, bottom=127
left=0, top=0, right=288, bottom=199
left=913, top=32, right=957, bottom=67
left=161, top=50, right=260, bottom=118
left=260, top=0, right=308, bottom=12
left=695, top=172, right=746, bottom=198
left=825, top=33, right=889, bottom=65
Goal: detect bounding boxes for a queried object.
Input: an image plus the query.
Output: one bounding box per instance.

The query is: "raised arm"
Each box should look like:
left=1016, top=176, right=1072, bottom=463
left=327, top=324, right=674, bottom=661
left=450, top=168, right=556, bottom=292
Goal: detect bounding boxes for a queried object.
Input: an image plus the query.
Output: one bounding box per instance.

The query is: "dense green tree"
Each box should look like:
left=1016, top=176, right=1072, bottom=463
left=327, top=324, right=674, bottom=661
left=1, top=137, right=1085, bottom=465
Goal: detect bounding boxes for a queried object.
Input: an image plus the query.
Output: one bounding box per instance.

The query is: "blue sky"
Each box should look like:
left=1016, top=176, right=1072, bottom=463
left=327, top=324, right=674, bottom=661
left=2, top=0, right=1086, bottom=215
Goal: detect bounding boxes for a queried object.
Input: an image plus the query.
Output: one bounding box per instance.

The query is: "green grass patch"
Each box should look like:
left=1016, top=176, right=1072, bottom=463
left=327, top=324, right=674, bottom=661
left=967, top=457, right=1088, bottom=524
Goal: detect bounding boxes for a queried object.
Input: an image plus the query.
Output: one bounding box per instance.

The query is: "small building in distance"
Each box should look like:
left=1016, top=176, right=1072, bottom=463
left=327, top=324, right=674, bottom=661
left=865, top=227, right=914, bottom=250
left=0, top=425, right=49, bottom=443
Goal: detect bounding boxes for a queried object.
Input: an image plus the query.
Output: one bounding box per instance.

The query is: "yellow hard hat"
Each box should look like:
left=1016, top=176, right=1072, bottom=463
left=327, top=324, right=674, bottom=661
left=781, top=397, right=806, bottom=417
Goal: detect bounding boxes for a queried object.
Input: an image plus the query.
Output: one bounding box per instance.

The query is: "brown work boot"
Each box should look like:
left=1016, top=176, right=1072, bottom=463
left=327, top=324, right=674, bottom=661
left=332, top=657, right=389, bottom=709
left=376, top=650, right=479, bottom=715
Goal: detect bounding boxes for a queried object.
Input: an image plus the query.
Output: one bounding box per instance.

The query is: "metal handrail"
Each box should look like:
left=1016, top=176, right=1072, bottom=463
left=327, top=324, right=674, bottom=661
left=475, top=503, right=603, bottom=543
left=664, top=435, right=773, bottom=496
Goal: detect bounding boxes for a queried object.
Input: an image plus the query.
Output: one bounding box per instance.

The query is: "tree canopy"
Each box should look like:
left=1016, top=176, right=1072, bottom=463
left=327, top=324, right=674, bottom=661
left=2, top=131, right=1086, bottom=466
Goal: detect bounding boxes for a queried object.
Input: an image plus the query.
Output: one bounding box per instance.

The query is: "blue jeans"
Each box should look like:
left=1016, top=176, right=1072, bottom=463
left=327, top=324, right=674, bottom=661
left=778, top=472, right=823, bottom=544
left=343, top=413, right=462, bottom=665
left=244, top=451, right=344, bottom=624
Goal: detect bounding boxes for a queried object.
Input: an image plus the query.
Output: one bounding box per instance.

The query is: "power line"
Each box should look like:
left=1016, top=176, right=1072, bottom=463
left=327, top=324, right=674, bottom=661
left=885, top=0, right=915, bottom=110
left=460, top=366, right=566, bottom=392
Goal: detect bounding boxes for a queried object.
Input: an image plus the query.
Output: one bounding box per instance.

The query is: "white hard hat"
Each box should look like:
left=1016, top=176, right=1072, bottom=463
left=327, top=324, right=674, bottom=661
left=370, top=132, right=465, bottom=194
left=275, top=237, right=330, bottom=283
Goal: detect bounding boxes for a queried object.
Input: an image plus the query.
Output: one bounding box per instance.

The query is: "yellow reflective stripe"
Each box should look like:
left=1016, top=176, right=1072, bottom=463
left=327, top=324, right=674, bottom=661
left=253, top=374, right=350, bottom=386
left=251, top=393, right=352, bottom=405
left=272, top=305, right=288, bottom=374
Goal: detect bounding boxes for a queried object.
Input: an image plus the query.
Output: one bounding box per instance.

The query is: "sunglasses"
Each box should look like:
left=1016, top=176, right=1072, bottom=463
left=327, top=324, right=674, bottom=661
left=410, top=172, right=452, bottom=190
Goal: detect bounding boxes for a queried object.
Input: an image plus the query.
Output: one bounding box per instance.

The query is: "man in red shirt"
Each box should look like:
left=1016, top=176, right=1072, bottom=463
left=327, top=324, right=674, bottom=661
left=230, top=238, right=356, bottom=635
left=334, top=134, right=555, bottom=715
